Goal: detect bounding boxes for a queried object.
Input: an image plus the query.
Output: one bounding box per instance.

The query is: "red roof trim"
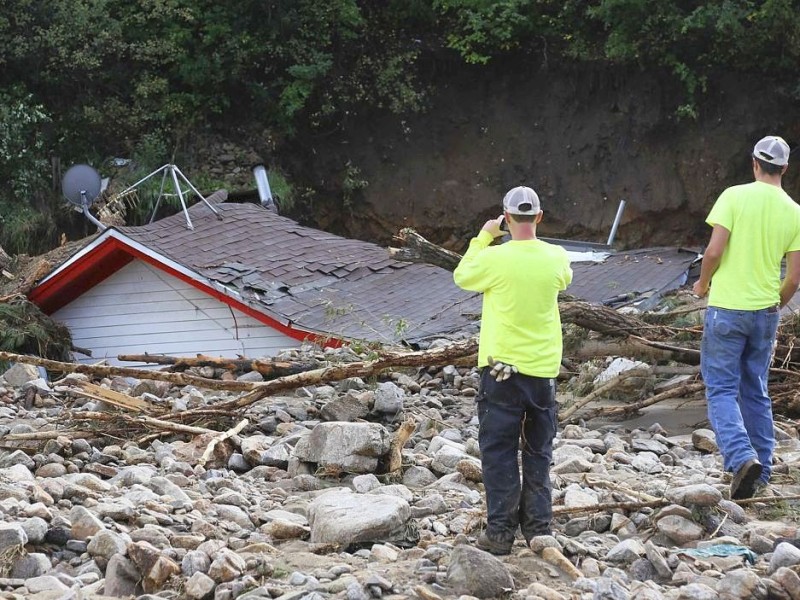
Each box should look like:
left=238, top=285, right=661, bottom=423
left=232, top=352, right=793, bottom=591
left=28, top=236, right=341, bottom=347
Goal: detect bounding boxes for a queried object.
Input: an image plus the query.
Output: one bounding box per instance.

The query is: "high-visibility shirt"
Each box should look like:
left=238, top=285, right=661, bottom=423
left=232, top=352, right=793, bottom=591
left=707, top=181, right=800, bottom=309
left=454, top=231, right=572, bottom=377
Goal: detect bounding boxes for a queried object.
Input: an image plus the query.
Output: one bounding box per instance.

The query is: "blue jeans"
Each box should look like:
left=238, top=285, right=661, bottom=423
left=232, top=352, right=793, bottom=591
left=701, top=306, right=780, bottom=483
left=477, top=369, right=556, bottom=542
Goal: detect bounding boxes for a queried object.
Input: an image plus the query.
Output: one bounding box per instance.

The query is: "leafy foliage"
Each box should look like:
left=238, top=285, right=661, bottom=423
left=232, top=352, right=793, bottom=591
left=0, top=297, right=73, bottom=360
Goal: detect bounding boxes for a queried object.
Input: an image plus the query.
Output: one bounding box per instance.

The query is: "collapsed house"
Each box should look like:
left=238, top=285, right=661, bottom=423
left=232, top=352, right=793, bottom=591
left=27, top=203, right=482, bottom=365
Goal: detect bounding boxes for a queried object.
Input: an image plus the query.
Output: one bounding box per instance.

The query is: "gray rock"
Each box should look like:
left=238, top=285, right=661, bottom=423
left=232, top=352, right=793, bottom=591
left=35, top=463, right=67, bottom=478
left=182, top=550, right=211, bottom=576
left=20, top=517, right=48, bottom=544
left=630, top=558, right=658, bottom=582
left=146, top=476, right=192, bottom=506
left=11, top=553, right=51, bottom=579
left=770, top=542, right=800, bottom=573
left=373, top=382, right=404, bottom=414
left=770, top=567, right=800, bottom=599
left=25, top=575, right=69, bottom=593
left=665, top=484, right=722, bottom=507
left=656, top=515, right=704, bottom=545
left=606, top=539, right=645, bottom=563
left=631, top=438, right=669, bottom=454
left=352, top=474, right=381, bottom=493
left=677, top=582, right=718, bottom=600
left=104, top=554, right=140, bottom=597
left=2, top=363, right=40, bottom=386
left=0, top=524, right=28, bottom=552
left=69, top=505, right=105, bottom=540
left=644, top=541, right=672, bottom=579
left=692, top=429, right=718, bottom=452
left=87, top=530, right=128, bottom=566
left=214, top=504, right=254, bottom=531
left=207, top=548, right=246, bottom=583
left=184, top=571, right=216, bottom=599
left=128, top=540, right=180, bottom=593
left=402, top=466, right=437, bottom=488
left=292, top=423, right=391, bottom=474
left=319, top=394, right=370, bottom=422
left=0, top=450, right=35, bottom=470
left=716, top=568, right=767, bottom=599
left=447, top=545, right=514, bottom=599
left=261, top=443, right=292, bottom=469
left=308, top=489, right=412, bottom=545
left=593, top=578, right=630, bottom=600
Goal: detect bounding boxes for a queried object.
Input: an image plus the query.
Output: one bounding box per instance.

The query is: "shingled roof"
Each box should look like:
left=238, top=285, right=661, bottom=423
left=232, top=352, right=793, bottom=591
left=99, top=202, right=483, bottom=345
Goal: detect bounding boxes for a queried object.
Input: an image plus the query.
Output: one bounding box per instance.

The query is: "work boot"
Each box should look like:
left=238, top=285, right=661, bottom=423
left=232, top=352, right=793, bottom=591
left=730, top=459, right=763, bottom=500
left=475, top=531, right=513, bottom=555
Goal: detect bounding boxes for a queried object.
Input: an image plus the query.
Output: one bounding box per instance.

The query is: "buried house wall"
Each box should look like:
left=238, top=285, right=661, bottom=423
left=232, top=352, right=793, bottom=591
left=52, top=259, right=301, bottom=366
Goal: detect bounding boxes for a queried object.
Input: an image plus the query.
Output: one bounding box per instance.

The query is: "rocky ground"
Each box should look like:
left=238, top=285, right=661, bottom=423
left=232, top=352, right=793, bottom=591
left=0, top=345, right=799, bottom=600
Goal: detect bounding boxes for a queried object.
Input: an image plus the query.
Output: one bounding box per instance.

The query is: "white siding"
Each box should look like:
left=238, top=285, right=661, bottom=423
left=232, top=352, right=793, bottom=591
left=53, top=260, right=301, bottom=365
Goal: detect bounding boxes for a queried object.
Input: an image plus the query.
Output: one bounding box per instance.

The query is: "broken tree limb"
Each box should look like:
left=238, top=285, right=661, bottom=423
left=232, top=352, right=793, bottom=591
left=69, top=411, right=216, bottom=437
left=553, top=493, right=800, bottom=516
left=198, top=418, right=249, bottom=467
left=567, top=338, right=701, bottom=365
left=627, top=335, right=701, bottom=359
left=71, top=380, right=161, bottom=414
left=0, top=351, right=259, bottom=392
left=577, top=382, right=706, bottom=423
left=1, top=430, right=94, bottom=442
left=386, top=418, right=416, bottom=473
left=117, top=353, right=320, bottom=378
left=186, top=338, right=479, bottom=413
left=560, top=302, right=674, bottom=338
left=389, top=228, right=462, bottom=271
left=558, top=367, right=650, bottom=424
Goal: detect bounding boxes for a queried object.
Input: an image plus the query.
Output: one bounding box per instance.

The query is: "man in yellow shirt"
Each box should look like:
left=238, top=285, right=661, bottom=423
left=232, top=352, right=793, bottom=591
left=693, top=135, right=800, bottom=500
left=454, top=186, right=572, bottom=554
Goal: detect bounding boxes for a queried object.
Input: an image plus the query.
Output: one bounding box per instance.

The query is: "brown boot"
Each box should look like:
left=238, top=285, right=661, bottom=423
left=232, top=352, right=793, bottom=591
left=730, top=459, right=762, bottom=500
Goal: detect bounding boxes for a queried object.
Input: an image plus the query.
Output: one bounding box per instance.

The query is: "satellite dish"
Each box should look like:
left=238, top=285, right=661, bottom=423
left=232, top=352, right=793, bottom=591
left=62, top=164, right=102, bottom=207
left=61, top=164, right=106, bottom=230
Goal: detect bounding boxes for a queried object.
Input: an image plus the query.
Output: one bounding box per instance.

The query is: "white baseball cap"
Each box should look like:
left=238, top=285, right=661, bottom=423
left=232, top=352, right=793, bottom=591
left=502, top=186, right=541, bottom=215
left=753, top=136, right=790, bottom=166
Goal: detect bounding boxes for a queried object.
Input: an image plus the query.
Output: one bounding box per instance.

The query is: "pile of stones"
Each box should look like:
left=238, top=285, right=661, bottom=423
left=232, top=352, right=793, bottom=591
left=0, top=346, right=799, bottom=600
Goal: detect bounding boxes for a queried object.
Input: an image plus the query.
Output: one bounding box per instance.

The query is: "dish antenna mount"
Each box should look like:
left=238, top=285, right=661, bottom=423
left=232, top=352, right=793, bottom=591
left=62, top=164, right=107, bottom=231
left=118, top=164, right=222, bottom=230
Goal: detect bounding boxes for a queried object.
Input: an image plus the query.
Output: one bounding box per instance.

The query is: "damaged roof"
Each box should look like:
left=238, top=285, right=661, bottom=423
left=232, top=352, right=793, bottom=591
left=44, top=202, right=482, bottom=345
left=568, top=247, right=700, bottom=308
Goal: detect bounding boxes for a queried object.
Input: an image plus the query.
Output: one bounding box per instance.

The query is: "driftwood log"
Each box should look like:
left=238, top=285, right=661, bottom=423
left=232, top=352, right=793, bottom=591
left=117, top=353, right=320, bottom=378
left=389, top=228, right=462, bottom=271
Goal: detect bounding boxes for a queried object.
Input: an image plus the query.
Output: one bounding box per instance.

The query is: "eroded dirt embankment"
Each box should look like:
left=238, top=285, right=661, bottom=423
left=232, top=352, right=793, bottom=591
left=282, top=58, right=800, bottom=252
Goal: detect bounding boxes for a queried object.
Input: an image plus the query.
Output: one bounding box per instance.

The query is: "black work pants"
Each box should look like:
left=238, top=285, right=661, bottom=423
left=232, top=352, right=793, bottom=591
left=477, top=368, right=556, bottom=542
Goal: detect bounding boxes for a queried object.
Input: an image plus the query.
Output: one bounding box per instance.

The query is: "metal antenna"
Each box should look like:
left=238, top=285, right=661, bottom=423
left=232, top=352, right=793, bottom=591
left=119, top=164, right=222, bottom=230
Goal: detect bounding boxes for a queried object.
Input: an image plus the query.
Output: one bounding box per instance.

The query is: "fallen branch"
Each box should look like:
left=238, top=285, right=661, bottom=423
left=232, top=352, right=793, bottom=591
left=389, top=228, right=462, bottom=271
left=117, top=353, right=320, bottom=378
left=386, top=418, right=416, bottom=473
left=198, top=418, right=249, bottom=467
left=69, top=411, right=216, bottom=437
left=577, top=382, right=705, bottom=423
left=181, top=338, right=479, bottom=414
left=558, top=367, right=650, bottom=424
left=0, top=351, right=258, bottom=392
left=553, top=493, right=800, bottom=516
left=1, top=430, right=94, bottom=442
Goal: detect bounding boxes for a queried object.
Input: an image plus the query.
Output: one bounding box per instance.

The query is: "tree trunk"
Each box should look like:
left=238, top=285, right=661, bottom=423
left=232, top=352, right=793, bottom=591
left=117, top=353, right=320, bottom=378
left=389, top=228, right=463, bottom=271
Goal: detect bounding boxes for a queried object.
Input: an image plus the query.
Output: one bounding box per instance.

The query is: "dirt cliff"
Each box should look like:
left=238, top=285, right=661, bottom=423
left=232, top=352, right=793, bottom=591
left=281, top=58, right=800, bottom=252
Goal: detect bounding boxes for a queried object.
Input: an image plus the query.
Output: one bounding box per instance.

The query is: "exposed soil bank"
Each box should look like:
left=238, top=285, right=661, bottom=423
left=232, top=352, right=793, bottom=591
left=282, top=57, right=800, bottom=252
